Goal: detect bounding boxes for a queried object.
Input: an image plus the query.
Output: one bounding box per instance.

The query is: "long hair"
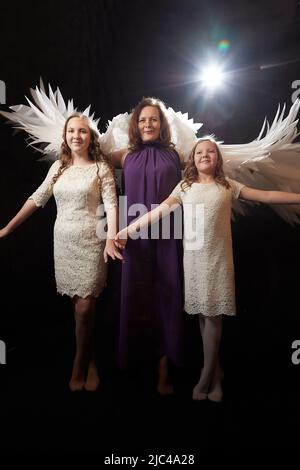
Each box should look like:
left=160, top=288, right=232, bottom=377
left=181, top=137, right=230, bottom=191
left=128, top=97, right=174, bottom=151
left=51, top=113, right=111, bottom=185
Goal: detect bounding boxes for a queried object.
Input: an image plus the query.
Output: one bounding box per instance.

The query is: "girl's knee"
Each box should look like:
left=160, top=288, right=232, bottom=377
left=74, top=297, right=95, bottom=319
left=206, top=315, right=222, bottom=326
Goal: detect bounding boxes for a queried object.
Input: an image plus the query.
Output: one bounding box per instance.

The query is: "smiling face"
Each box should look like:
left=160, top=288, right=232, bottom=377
left=138, top=106, right=161, bottom=143
left=194, top=140, right=219, bottom=176
left=65, top=117, right=91, bottom=156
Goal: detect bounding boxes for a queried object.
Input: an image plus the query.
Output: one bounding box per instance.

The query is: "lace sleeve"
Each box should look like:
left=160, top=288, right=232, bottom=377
left=170, top=181, right=184, bottom=204
left=99, top=162, right=118, bottom=211
left=28, top=160, right=61, bottom=208
left=227, top=178, right=245, bottom=200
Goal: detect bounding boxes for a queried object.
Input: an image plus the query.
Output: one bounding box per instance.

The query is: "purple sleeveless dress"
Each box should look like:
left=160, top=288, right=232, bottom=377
left=118, top=143, right=184, bottom=369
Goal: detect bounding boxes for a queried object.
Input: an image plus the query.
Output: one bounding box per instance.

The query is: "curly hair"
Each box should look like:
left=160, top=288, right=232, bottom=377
left=128, top=97, right=174, bottom=151
left=51, top=113, right=112, bottom=186
left=181, top=137, right=230, bottom=191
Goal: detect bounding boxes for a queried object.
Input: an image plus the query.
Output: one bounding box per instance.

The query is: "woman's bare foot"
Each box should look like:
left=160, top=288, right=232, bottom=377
left=84, top=360, right=100, bottom=392
left=69, top=358, right=85, bottom=391
left=157, top=356, right=174, bottom=395
left=157, top=380, right=174, bottom=396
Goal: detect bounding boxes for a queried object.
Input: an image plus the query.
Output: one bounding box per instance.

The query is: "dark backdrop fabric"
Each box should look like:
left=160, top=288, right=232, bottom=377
left=0, top=0, right=300, bottom=450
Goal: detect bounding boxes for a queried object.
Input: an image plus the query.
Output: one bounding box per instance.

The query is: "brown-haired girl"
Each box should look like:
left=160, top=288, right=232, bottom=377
left=0, top=113, right=122, bottom=392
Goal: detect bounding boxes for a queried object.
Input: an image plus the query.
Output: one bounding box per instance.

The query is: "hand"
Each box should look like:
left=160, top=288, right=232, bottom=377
left=104, top=238, right=124, bottom=263
left=0, top=227, right=11, bottom=239
left=114, top=229, right=128, bottom=250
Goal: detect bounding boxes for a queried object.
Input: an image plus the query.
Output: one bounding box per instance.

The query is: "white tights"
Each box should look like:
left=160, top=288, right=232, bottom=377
left=195, top=314, right=223, bottom=394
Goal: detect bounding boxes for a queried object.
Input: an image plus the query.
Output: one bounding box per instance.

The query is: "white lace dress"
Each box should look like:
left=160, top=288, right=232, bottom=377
left=29, top=160, right=117, bottom=298
left=170, top=178, right=245, bottom=316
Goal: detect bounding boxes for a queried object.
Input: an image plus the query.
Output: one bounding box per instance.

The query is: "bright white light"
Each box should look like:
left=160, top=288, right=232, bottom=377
left=200, top=65, right=225, bottom=91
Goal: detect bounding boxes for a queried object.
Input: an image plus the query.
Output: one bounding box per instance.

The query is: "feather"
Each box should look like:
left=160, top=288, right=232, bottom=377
left=165, top=107, right=202, bottom=159
left=100, top=113, right=131, bottom=154
left=220, top=100, right=300, bottom=224
left=100, top=107, right=202, bottom=159
left=0, top=82, right=101, bottom=156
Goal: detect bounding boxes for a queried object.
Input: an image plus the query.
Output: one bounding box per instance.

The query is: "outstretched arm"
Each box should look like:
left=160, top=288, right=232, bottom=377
left=0, top=199, right=39, bottom=238
left=115, top=196, right=181, bottom=249
left=239, top=187, right=300, bottom=204
left=0, top=161, right=61, bottom=239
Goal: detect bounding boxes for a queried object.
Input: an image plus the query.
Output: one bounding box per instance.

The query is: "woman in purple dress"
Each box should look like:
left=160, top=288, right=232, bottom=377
left=112, top=98, right=184, bottom=394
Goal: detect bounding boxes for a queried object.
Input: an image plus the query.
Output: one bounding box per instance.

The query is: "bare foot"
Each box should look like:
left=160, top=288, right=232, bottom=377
left=192, top=369, right=209, bottom=401
left=207, top=384, right=223, bottom=402
left=157, top=356, right=174, bottom=395
left=192, top=381, right=208, bottom=401
left=84, top=361, right=100, bottom=392
left=208, top=367, right=224, bottom=402
left=69, top=358, right=85, bottom=391
left=157, top=381, right=174, bottom=396
left=69, top=373, right=85, bottom=391
left=69, top=376, right=85, bottom=391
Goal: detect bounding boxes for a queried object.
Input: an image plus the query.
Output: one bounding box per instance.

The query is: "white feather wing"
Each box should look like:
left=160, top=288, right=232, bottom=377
left=221, top=100, right=300, bottom=223
left=0, top=83, right=100, bottom=155
left=99, top=107, right=202, bottom=157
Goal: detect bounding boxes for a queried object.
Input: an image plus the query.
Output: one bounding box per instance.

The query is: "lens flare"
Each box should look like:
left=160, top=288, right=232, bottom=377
left=200, top=64, right=225, bottom=91
left=217, top=39, right=230, bottom=52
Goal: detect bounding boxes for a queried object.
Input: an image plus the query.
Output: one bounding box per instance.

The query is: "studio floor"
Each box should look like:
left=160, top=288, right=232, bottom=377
left=1, top=325, right=299, bottom=451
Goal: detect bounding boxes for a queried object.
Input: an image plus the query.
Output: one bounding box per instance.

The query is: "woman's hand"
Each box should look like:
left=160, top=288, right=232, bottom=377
left=104, top=238, right=124, bottom=263
left=0, top=226, right=11, bottom=239
left=114, top=229, right=128, bottom=250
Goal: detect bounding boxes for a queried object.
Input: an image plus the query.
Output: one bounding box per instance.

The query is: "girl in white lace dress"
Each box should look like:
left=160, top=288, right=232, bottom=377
left=115, top=137, right=300, bottom=402
left=0, top=113, right=122, bottom=392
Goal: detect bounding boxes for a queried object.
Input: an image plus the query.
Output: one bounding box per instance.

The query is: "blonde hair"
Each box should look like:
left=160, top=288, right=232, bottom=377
left=181, top=136, right=230, bottom=191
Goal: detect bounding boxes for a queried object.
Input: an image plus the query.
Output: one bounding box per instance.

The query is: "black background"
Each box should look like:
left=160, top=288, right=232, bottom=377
left=0, top=0, right=300, bottom=451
